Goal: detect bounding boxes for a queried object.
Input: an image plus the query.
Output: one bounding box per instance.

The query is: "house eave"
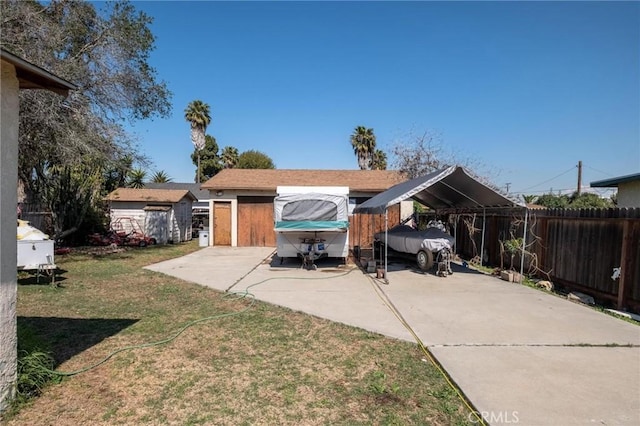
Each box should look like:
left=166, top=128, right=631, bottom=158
left=1, top=48, right=77, bottom=96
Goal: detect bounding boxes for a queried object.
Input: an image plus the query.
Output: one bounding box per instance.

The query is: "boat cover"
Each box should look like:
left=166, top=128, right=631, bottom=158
left=17, top=220, right=50, bottom=240
left=375, top=224, right=454, bottom=254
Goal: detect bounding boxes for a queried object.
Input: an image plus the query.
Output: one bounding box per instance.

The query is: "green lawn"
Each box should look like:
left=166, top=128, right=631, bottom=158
left=6, top=241, right=473, bottom=425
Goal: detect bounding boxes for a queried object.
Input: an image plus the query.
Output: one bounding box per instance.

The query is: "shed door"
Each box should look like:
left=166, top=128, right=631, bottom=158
left=238, top=196, right=275, bottom=247
left=214, top=202, right=231, bottom=246
left=145, top=210, right=169, bottom=244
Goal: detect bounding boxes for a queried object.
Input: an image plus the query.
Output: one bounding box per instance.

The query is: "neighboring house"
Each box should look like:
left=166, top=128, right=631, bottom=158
left=1, top=49, right=76, bottom=412
left=145, top=182, right=210, bottom=231
left=200, top=169, right=408, bottom=247
left=105, top=188, right=197, bottom=244
left=591, top=173, right=640, bottom=207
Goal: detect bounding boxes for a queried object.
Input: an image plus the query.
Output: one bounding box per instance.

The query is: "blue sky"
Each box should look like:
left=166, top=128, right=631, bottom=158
left=125, top=0, right=639, bottom=196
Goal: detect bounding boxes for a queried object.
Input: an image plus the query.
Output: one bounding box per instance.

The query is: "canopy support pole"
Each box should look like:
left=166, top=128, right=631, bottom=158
left=384, top=208, right=388, bottom=283
left=454, top=214, right=458, bottom=256
left=480, top=209, right=486, bottom=267
left=519, top=208, right=529, bottom=283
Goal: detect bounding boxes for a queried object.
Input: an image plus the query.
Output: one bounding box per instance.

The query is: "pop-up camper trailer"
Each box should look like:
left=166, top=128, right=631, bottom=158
left=274, top=186, right=349, bottom=268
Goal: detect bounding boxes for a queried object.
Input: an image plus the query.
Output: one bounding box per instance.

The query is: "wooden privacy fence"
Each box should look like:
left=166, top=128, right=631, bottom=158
left=18, top=203, right=52, bottom=234
left=349, top=204, right=401, bottom=249
left=454, top=207, right=640, bottom=312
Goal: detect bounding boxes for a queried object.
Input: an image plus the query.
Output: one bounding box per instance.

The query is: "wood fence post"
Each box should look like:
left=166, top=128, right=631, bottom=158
left=617, top=220, right=632, bottom=310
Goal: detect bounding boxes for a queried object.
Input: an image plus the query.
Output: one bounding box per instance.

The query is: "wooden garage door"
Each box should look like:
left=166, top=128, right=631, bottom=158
left=214, top=202, right=231, bottom=246
left=238, top=196, right=275, bottom=247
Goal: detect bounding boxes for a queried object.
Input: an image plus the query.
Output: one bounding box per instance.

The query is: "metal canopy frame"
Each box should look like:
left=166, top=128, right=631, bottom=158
left=353, top=166, right=528, bottom=282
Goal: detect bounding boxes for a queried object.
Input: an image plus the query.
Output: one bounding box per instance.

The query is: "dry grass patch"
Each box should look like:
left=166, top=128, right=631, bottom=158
left=5, top=241, right=473, bottom=425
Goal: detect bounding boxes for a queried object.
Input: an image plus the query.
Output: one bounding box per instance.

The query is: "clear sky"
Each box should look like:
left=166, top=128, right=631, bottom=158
left=125, top=0, right=639, bottom=196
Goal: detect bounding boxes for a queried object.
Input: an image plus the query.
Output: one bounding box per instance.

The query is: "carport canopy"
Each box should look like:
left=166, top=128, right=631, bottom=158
left=353, top=166, right=527, bottom=281
left=353, top=166, right=525, bottom=214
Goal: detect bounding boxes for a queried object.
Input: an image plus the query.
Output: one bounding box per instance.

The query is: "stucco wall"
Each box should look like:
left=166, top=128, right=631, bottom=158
left=206, top=189, right=412, bottom=248
left=618, top=181, right=640, bottom=207
left=0, top=59, right=19, bottom=412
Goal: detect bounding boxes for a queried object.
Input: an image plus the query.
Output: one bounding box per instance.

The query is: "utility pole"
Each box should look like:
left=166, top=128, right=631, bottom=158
left=505, top=182, right=511, bottom=193
left=577, top=160, right=582, bottom=195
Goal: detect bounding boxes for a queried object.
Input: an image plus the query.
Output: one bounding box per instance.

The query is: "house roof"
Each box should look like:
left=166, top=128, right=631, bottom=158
left=144, top=182, right=209, bottom=200
left=201, top=169, right=405, bottom=193
left=354, top=166, right=525, bottom=214
left=1, top=48, right=77, bottom=96
left=105, top=188, right=197, bottom=203
left=590, top=173, right=640, bottom=188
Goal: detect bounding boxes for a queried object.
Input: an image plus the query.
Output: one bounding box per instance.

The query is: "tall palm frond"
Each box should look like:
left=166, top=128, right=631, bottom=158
left=184, top=100, right=211, bottom=151
left=151, top=170, right=172, bottom=183
left=371, top=149, right=387, bottom=170
left=350, top=126, right=376, bottom=170
left=221, top=146, right=239, bottom=169
left=127, top=168, right=146, bottom=189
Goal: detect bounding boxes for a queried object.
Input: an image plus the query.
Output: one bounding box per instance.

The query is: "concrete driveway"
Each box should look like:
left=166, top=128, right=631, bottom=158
left=146, top=247, right=640, bottom=425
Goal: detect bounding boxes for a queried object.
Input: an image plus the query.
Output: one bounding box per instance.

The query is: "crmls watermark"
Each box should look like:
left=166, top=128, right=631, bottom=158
left=468, top=410, right=520, bottom=424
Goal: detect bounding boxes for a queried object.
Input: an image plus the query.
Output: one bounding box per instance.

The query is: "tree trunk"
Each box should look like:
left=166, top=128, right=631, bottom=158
left=197, top=153, right=201, bottom=184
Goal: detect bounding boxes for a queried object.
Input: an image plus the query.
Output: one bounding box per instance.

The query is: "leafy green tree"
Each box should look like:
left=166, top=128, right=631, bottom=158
left=191, top=135, right=222, bottom=182
left=127, top=168, right=146, bottom=188
left=38, top=163, right=102, bottom=241
left=569, top=192, right=613, bottom=209
left=2, top=0, right=171, bottom=200
left=350, top=126, right=376, bottom=170
left=536, top=193, right=570, bottom=209
left=221, top=146, right=240, bottom=169
left=103, top=154, right=134, bottom=193
left=150, top=170, right=172, bottom=183
left=184, top=100, right=211, bottom=183
left=522, top=195, right=538, bottom=204
left=237, top=150, right=275, bottom=169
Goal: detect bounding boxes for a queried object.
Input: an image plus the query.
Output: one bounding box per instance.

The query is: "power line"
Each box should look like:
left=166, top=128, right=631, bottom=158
left=514, top=165, right=576, bottom=193
left=584, top=164, right=614, bottom=177
left=512, top=187, right=574, bottom=195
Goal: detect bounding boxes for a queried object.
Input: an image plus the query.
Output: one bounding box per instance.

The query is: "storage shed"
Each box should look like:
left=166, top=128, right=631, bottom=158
left=201, top=169, right=408, bottom=247
left=105, top=188, right=197, bottom=244
left=144, top=182, right=211, bottom=231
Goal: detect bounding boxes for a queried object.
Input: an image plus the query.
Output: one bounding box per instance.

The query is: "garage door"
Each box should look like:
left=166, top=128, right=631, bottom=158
left=238, top=196, right=276, bottom=247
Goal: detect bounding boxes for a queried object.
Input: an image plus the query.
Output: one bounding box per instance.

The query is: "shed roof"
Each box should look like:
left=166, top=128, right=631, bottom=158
left=144, top=182, right=209, bottom=200
left=354, top=166, right=525, bottom=214
left=201, top=169, right=404, bottom=193
left=105, top=188, right=197, bottom=203
left=1, top=48, right=77, bottom=96
left=590, top=172, right=640, bottom=188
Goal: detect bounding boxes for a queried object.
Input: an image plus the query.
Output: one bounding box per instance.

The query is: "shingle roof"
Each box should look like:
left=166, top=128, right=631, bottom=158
left=105, top=188, right=197, bottom=203
left=201, top=169, right=405, bottom=193
left=144, top=182, right=209, bottom=200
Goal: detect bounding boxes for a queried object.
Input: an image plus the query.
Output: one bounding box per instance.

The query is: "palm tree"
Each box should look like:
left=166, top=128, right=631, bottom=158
left=151, top=170, right=172, bottom=183
left=220, top=146, right=239, bottom=169
left=350, top=126, right=376, bottom=170
left=127, top=168, right=146, bottom=188
left=184, top=100, right=212, bottom=183
left=371, top=149, right=387, bottom=170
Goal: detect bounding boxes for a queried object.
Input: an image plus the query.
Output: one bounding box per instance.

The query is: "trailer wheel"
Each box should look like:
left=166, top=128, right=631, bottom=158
left=138, top=240, right=147, bottom=247
left=416, top=250, right=433, bottom=271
